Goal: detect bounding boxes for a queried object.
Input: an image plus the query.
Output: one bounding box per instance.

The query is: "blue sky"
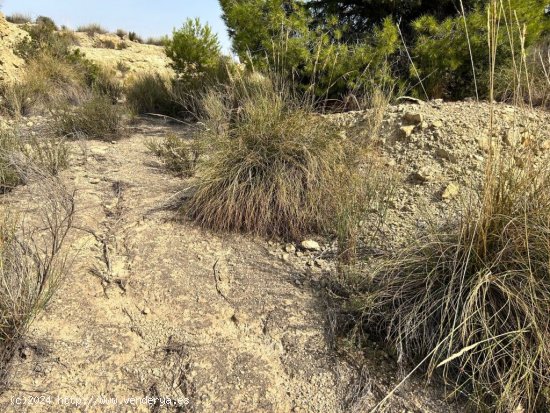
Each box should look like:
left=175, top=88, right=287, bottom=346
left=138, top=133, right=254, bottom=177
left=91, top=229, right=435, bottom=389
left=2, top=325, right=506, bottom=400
left=1, top=0, right=232, bottom=52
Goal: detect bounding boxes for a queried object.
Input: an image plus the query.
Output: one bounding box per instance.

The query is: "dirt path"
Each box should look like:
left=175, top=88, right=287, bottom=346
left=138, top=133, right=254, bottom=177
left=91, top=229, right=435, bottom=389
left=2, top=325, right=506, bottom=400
left=0, top=121, right=357, bottom=413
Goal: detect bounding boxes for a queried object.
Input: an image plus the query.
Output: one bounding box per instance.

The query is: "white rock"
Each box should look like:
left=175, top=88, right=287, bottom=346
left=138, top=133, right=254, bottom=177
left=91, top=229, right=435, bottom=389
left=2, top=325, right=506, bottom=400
left=300, top=240, right=321, bottom=251
left=442, top=183, right=459, bottom=200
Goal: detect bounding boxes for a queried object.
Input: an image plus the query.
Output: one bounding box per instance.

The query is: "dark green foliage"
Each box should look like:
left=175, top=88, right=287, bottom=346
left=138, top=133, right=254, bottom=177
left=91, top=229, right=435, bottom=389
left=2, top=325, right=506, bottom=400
left=306, top=0, right=485, bottom=40
left=165, top=18, right=222, bottom=81
left=220, top=0, right=400, bottom=99
left=128, top=31, right=143, bottom=43
left=411, top=0, right=550, bottom=99
left=221, top=0, right=549, bottom=102
left=35, top=15, right=58, bottom=30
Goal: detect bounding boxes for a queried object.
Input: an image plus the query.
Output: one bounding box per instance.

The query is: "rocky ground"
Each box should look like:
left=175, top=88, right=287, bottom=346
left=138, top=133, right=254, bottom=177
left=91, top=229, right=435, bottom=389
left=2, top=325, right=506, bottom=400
left=0, top=100, right=547, bottom=412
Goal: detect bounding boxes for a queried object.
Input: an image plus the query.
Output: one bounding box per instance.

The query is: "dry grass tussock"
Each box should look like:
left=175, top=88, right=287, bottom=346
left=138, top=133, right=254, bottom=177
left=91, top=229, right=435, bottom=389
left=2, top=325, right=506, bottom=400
left=0, top=53, right=88, bottom=117
left=147, top=134, right=201, bottom=177
left=54, top=94, right=127, bottom=140
left=185, top=72, right=388, bottom=241
left=0, top=176, right=75, bottom=389
left=0, top=128, right=70, bottom=192
left=348, top=2, right=550, bottom=412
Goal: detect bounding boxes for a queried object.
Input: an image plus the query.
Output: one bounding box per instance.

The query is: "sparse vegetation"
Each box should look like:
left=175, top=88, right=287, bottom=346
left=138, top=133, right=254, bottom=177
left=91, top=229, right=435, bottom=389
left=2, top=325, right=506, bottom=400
left=0, top=180, right=75, bottom=389
left=99, top=39, right=116, bottom=49
left=147, top=134, right=200, bottom=177
left=125, top=74, right=175, bottom=116
left=0, top=53, right=88, bottom=116
left=6, top=13, right=32, bottom=24
left=0, top=128, right=70, bottom=192
left=77, top=23, right=108, bottom=35
left=128, top=31, right=143, bottom=43
left=54, top=94, right=126, bottom=140
left=145, top=36, right=168, bottom=46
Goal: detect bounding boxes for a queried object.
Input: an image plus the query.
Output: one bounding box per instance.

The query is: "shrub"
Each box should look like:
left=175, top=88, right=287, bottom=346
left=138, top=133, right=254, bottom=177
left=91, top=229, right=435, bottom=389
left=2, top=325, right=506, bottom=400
left=77, top=23, right=108, bottom=35
left=185, top=74, right=364, bottom=240
left=6, top=13, right=32, bottom=24
left=0, top=130, right=23, bottom=191
left=54, top=95, right=126, bottom=140
left=0, top=129, right=70, bottom=192
left=0, top=182, right=74, bottom=388
left=116, top=29, right=128, bottom=39
left=165, top=18, right=222, bottom=81
left=147, top=134, right=201, bottom=177
left=99, top=39, right=116, bottom=49
left=21, top=136, right=71, bottom=177
left=128, top=31, right=143, bottom=43
left=125, top=74, right=175, bottom=116
left=411, top=0, right=550, bottom=100
left=116, top=41, right=129, bottom=50
left=0, top=53, right=88, bottom=116
left=145, top=36, right=168, bottom=46
left=116, top=61, right=130, bottom=74
left=15, top=17, right=77, bottom=61
left=35, top=15, right=58, bottom=29
left=360, top=150, right=550, bottom=412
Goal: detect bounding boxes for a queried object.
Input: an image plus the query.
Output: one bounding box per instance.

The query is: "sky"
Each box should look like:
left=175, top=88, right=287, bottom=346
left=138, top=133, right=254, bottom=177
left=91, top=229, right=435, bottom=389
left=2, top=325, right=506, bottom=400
left=1, top=0, right=232, bottom=52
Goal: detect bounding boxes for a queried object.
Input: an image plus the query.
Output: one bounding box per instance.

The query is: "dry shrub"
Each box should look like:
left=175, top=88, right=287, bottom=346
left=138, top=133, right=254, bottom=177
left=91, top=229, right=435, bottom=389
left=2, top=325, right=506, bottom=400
left=0, top=128, right=70, bottom=192
left=99, top=39, right=116, bottom=49
left=147, top=134, right=200, bottom=177
left=361, top=147, right=550, bottom=412
left=6, top=13, right=32, bottom=24
left=77, top=23, right=108, bottom=35
left=54, top=94, right=126, bottom=140
left=125, top=74, right=175, bottom=116
left=0, top=179, right=75, bottom=388
left=0, top=53, right=87, bottom=116
left=185, top=73, right=366, bottom=240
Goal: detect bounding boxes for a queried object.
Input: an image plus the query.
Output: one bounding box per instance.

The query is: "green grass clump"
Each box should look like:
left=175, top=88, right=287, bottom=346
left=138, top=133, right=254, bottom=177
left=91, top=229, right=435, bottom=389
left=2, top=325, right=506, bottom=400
left=54, top=95, right=126, bottom=140
left=147, top=134, right=200, bottom=177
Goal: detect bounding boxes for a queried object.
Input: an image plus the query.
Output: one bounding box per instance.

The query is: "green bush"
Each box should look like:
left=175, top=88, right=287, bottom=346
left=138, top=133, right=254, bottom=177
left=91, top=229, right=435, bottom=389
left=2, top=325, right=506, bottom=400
left=54, top=95, right=126, bottom=140
left=411, top=0, right=550, bottom=99
left=220, top=0, right=400, bottom=100
left=15, top=17, right=77, bottom=61
left=165, top=18, right=223, bottom=83
left=147, top=134, right=200, bottom=177
left=35, top=15, right=58, bottom=30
